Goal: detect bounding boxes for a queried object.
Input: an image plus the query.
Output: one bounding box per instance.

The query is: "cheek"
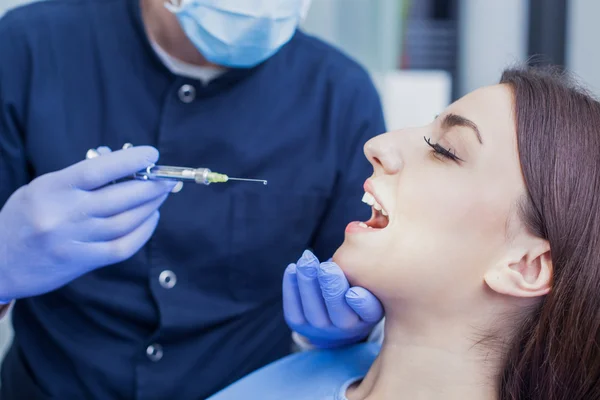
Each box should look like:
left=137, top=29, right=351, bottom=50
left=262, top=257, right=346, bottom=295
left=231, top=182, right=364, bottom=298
left=378, top=190, right=510, bottom=299
left=410, top=190, right=510, bottom=266
left=333, top=175, right=515, bottom=302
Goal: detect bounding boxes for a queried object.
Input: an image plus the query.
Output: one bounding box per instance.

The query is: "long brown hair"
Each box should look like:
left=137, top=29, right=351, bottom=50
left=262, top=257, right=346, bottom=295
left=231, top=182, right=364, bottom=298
left=499, top=67, right=600, bottom=399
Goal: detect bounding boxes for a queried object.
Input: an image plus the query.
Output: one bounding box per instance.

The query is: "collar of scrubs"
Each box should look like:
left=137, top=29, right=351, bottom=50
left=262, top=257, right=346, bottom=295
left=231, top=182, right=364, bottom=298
left=150, top=40, right=224, bottom=85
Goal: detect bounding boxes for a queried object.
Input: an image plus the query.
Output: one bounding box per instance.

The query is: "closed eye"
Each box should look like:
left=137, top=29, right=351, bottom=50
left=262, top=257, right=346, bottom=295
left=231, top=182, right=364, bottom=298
left=424, top=136, right=464, bottom=163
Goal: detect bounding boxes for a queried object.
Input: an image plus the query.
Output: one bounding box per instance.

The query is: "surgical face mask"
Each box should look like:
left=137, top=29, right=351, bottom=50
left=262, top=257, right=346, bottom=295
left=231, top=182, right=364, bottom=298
left=165, top=0, right=313, bottom=68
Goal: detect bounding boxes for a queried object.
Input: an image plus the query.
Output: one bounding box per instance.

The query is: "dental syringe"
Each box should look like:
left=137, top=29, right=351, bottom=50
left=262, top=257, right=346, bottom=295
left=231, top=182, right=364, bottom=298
left=129, top=164, right=267, bottom=185
left=85, top=145, right=267, bottom=187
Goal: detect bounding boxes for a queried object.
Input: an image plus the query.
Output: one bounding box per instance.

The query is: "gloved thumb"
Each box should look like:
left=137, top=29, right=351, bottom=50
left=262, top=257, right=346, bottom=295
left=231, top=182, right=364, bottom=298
left=345, top=287, right=384, bottom=323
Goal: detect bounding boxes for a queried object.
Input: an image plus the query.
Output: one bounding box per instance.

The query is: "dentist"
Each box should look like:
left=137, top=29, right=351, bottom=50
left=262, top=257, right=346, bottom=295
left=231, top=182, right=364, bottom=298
left=0, top=0, right=384, bottom=399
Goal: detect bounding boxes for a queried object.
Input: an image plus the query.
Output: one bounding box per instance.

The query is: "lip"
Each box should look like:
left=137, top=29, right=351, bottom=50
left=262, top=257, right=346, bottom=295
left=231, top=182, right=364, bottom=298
left=363, top=179, right=389, bottom=215
left=345, top=221, right=372, bottom=234
left=341, top=179, right=391, bottom=235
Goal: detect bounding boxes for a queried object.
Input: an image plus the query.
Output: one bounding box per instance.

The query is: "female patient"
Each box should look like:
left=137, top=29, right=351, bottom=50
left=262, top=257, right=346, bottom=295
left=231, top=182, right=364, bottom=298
left=208, top=66, right=600, bottom=400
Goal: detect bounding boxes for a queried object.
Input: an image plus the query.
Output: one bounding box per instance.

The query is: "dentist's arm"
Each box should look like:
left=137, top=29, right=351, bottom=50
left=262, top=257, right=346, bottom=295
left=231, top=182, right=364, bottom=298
left=284, top=64, right=386, bottom=349
left=0, top=16, right=176, bottom=303
left=0, top=147, right=176, bottom=301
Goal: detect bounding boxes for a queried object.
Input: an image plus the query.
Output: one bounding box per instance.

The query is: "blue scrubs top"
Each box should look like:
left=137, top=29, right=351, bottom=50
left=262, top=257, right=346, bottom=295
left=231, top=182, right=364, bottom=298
left=207, top=343, right=380, bottom=400
left=0, top=1, right=385, bottom=399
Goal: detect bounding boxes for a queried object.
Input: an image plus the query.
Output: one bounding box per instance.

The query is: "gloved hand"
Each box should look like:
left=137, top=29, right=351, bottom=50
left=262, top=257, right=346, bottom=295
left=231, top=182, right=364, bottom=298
left=0, top=145, right=176, bottom=301
left=283, top=249, right=384, bottom=348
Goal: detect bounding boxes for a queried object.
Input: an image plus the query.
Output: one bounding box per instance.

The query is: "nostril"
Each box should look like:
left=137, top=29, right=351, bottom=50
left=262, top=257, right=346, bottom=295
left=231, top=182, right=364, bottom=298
left=365, top=134, right=402, bottom=174
left=365, top=138, right=400, bottom=173
left=373, top=153, right=402, bottom=175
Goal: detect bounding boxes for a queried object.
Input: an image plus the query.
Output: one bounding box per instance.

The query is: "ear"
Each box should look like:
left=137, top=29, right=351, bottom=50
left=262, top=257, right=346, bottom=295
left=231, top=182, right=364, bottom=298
left=484, top=240, right=552, bottom=298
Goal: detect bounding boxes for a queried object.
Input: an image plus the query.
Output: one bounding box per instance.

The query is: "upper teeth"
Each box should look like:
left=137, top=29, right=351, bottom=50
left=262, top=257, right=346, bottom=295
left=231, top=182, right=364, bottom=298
left=362, top=192, right=388, bottom=216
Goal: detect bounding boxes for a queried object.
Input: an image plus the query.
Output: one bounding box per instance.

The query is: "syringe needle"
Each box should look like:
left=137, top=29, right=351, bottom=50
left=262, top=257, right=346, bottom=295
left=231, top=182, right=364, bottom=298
left=227, top=177, right=268, bottom=185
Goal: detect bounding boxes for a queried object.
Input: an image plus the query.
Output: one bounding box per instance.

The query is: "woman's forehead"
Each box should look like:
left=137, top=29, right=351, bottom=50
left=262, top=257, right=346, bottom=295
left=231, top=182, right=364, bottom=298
left=446, top=84, right=516, bottom=141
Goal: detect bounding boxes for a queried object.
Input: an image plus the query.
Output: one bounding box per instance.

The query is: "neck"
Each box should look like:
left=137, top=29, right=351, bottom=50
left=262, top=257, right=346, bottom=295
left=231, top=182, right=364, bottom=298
left=347, top=311, right=503, bottom=400
left=140, top=0, right=220, bottom=67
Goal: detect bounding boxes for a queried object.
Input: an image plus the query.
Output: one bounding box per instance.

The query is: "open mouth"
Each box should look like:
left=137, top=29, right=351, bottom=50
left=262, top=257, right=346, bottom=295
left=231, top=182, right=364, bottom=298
left=359, top=192, right=390, bottom=229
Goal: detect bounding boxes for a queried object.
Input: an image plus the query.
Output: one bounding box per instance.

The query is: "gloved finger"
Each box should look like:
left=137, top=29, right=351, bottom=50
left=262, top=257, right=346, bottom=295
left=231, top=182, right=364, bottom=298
left=81, top=193, right=169, bottom=242
left=76, top=210, right=161, bottom=268
left=96, top=146, right=112, bottom=155
left=282, top=263, right=307, bottom=327
left=296, top=250, right=331, bottom=329
left=318, top=262, right=360, bottom=329
left=87, top=179, right=175, bottom=217
left=65, top=146, right=159, bottom=191
left=346, top=287, right=384, bottom=323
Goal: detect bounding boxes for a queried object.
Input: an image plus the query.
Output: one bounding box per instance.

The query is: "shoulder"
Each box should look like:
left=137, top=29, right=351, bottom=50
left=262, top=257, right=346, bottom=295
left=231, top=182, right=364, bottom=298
left=290, top=31, right=371, bottom=77
left=278, top=30, right=386, bottom=140
left=281, top=30, right=380, bottom=101
left=0, top=0, right=131, bottom=72
left=2, top=0, right=91, bottom=23
left=0, top=0, right=130, bottom=101
left=0, top=0, right=123, bottom=38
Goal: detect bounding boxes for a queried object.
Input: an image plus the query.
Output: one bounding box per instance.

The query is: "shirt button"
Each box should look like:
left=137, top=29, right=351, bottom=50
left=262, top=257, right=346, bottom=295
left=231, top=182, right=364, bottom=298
left=159, top=270, right=177, bottom=289
left=146, top=343, right=163, bottom=362
left=178, top=84, right=196, bottom=103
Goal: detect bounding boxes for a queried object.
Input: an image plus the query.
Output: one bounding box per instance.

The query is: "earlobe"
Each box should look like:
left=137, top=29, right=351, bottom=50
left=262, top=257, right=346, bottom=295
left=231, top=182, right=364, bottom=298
left=485, top=246, right=552, bottom=298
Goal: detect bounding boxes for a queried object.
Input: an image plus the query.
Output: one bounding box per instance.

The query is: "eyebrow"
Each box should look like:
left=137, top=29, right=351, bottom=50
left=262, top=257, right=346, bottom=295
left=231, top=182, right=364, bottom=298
left=441, top=113, right=483, bottom=144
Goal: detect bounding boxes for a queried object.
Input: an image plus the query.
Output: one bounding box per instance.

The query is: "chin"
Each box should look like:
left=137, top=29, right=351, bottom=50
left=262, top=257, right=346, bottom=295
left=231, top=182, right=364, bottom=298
left=332, top=240, right=366, bottom=286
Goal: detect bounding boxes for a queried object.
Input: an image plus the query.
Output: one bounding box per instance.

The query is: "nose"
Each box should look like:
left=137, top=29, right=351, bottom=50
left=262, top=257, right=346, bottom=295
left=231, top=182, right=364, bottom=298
left=364, top=133, right=402, bottom=175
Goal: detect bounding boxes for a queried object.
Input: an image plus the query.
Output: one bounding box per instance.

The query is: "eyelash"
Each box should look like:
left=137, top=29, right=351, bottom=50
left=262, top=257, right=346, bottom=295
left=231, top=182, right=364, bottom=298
left=424, top=136, right=463, bottom=163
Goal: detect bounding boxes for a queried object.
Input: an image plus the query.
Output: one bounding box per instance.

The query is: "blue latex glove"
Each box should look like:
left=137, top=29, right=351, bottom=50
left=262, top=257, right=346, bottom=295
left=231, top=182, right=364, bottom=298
left=283, top=249, right=384, bottom=348
left=0, top=145, right=176, bottom=300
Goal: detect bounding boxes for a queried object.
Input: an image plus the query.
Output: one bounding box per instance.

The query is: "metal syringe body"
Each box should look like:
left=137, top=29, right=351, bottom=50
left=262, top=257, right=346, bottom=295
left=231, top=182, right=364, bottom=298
left=135, top=165, right=227, bottom=185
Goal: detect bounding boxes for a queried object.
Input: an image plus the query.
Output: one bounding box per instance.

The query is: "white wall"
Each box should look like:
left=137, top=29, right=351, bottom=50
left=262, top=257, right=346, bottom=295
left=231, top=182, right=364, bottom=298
left=566, top=0, right=600, bottom=96
left=458, top=0, right=529, bottom=96
left=302, top=0, right=451, bottom=130
left=301, top=0, right=402, bottom=73
left=372, top=70, right=451, bottom=130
